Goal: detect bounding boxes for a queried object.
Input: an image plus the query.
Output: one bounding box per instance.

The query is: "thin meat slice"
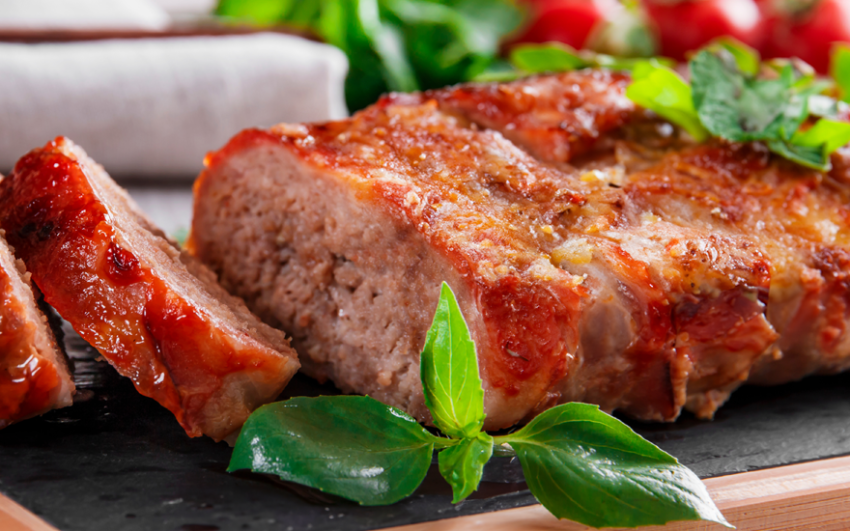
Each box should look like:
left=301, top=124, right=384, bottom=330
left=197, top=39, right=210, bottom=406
left=189, top=87, right=784, bottom=428
left=0, top=230, right=73, bottom=428
left=0, top=138, right=300, bottom=441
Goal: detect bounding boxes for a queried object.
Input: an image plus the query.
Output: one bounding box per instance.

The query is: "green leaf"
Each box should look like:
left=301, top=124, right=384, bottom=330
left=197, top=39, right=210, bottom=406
left=472, top=59, right=523, bottom=82
left=420, top=282, right=485, bottom=439
left=690, top=50, right=812, bottom=148
left=438, top=432, right=494, bottom=503
left=775, top=118, right=850, bottom=170
left=831, top=44, right=850, bottom=103
left=384, top=0, right=522, bottom=89
left=228, top=396, right=444, bottom=505
left=626, top=60, right=709, bottom=141
left=707, top=36, right=761, bottom=76
left=509, top=43, right=589, bottom=74
left=808, top=94, right=845, bottom=119
left=497, top=403, right=732, bottom=529
left=509, top=43, right=671, bottom=76
left=215, top=0, right=296, bottom=25
left=766, top=139, right=828, bottom=171
left=794, top=118, right=850, bottom=154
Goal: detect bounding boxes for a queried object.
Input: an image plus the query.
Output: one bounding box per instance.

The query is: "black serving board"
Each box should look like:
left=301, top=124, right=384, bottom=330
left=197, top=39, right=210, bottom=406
left=3, top=325, right=850, bottom=531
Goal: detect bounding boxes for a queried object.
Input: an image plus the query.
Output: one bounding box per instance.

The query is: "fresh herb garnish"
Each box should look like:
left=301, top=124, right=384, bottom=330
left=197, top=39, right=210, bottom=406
left=831, top=43, right=850, bottom=103
left=475, top=42, right=672, bottom=82
left=214, top=0, right=522, bottom=111
left=229, top=282, right=730, bottom=528
left=628, top=40, right=850, bottom=170
left=626, top=59, right=708, bottom=141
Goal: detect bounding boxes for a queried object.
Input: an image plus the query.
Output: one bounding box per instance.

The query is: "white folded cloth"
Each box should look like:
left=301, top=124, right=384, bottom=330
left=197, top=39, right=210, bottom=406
left=0, top=0, right=171, bottom=31
left=0, top=34, right=349, bottom=178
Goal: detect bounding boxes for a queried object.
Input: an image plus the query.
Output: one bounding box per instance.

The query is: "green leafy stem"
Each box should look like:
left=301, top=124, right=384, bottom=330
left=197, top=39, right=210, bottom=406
left=481, top=39, right=850, bottom=172
left=229, top=283, right=731, bottom=529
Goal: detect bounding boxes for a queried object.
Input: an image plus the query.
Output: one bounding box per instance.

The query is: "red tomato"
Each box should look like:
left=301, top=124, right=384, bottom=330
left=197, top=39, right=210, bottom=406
left=764, top=0, right=850, bottom=73
left=643, top=0, right=766, bottom=61
left=514, top=0, right=625, bottom=50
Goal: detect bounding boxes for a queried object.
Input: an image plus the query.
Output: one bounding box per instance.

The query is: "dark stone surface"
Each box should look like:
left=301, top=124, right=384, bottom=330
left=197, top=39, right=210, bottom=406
left=2, top=328, right=850, bottom=531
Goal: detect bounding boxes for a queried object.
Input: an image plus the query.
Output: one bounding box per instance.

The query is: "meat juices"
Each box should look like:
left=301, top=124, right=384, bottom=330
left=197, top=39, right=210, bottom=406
left=0, top=231, right=73, bottom=428
left=0, top=138, right=300, bottom=441
left=191, top=70, right=850, bottom=429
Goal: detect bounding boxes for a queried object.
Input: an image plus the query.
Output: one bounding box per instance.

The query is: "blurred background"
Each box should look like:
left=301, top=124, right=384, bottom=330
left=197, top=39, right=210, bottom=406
left=1, top=0, right=849, bottom=180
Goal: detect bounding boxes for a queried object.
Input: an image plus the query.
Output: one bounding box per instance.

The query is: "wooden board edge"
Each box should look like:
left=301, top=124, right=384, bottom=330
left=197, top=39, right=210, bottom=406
left=383, top=455, right=850, bottom=531
left=0, top=493, right=59, bottom=531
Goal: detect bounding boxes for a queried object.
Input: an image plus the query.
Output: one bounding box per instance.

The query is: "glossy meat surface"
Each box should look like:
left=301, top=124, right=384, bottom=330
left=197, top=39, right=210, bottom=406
left=193, top=71, right=850, bottom=426
left=0, top=138, right=299, bottom=441
left=0, top=233, right=73, bottom=428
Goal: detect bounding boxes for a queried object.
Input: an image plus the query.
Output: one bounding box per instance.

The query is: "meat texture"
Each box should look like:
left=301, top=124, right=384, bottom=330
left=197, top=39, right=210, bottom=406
left=0, top=230, right=73, bottom=428
left=0, top=138, right=300, bottom=441
left=190, top=70, right=850, bottom=428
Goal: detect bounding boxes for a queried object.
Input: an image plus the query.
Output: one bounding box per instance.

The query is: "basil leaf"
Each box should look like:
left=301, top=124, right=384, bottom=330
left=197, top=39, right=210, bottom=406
left=498, top=403, right=731, bottom=529
left=386, top=0, right=521, bottom=89
left=510, top=43, right=590, bottom=74
left=229, top=396, right=443, bottom=505
left=438, top=433, right=494, bottom=503
left=766, top=139, right=828, bottom=171
left=707, top=36, right=761, bottom=76
left=626, top=60, right=709, bottom=141
left=509, top=43, right=672, bottom=75
left=421, top=282, right=485, bottom=439
left=778, top=118, right=850, bottom=170
left=794, top=118, right=850, bottom=154
left=808, top=94, right=847, bottom=119
left=473, top=59, right=524, bottom=82
left=831, top=44, right=850, bottom=103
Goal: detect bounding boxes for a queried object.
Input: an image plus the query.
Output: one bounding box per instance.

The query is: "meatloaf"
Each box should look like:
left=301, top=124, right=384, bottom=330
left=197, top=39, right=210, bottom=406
left=0, top=229, right=73, bottom=429
left=0, top=138, right=300, bottom=441
left=190, top=70, right=850, bottom=429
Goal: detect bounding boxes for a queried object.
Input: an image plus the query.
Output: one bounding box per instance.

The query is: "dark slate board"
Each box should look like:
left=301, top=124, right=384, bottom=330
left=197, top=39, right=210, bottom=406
left=3, top=326, right=850, bottom=531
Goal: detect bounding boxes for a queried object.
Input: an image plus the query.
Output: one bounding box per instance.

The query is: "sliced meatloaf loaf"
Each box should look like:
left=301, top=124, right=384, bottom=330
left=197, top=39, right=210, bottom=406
left=0, top=138, right=300, bottom=441
left=190, top=70, right=850, bottom=429
left=0, top=228, right=73, bottom=428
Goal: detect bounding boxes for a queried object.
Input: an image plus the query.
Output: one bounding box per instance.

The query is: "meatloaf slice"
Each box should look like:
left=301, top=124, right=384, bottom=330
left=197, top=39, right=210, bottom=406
left=0, top=230, right=73, bottom=428
left=0, top=138, right=299, bottom=441
left=190, top=72, right=795, bottom=429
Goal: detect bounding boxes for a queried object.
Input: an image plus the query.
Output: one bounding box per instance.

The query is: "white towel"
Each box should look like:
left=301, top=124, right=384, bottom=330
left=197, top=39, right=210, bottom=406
left=0, top=34, right=349, bottom=178
left=0, top=0, right=171, bottom=30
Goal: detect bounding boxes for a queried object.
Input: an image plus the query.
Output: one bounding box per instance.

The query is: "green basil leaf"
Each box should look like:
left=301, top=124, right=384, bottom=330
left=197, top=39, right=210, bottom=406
left=354, top=0, right=419, bottom=93
left=766, top=139, right=829, bottom=171
left=808, top=94, right=845, bottom=119
left=438, top=433, right=494, bottom=503
left=472, top=59, right=524, bottom=82
left=831, top=44, right=850, bottom=103
left=420, top=282, right=485, bottom=439
left=794, top=118, right=850, bottom=154
left=691, top=50, right=755, bottom=141
left=229, top=396, right=443, bottom=505
left=626, top=60, right=709, bottom=141
left=690, top=50, right=809, bottom=146
left=510, top=43, right=589, bottom=73
left=385, top=0, right=521, bottom=88
left=498, top=403, right=732, bottom=529
left=708, top=36, right=761, bottom=76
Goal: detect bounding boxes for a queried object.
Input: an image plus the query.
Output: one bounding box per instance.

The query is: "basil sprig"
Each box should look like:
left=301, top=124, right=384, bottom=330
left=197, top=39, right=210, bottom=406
left=229, top=282, right=730, bottom=528
left=475, top=42, right=673, bottom=83
left=627, top=41, right=850, bottom=171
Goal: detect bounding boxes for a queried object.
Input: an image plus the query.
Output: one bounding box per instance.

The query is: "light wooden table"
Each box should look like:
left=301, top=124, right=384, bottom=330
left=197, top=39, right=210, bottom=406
left=4, top=455, right=850, bottom=531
